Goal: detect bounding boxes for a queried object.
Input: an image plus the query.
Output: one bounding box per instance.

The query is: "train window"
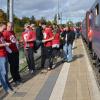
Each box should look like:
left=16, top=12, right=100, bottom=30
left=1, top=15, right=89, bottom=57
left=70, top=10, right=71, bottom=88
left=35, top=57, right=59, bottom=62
left=95, top=4, right=99, bottom=16
left=95, top=3, right=100, bottom=27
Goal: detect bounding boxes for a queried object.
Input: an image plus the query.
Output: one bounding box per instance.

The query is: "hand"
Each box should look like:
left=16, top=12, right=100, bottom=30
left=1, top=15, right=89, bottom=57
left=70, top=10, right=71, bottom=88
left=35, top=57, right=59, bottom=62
left=42, top=40, right=46, bottom=43
left=5, top=43, right=11, bottom=46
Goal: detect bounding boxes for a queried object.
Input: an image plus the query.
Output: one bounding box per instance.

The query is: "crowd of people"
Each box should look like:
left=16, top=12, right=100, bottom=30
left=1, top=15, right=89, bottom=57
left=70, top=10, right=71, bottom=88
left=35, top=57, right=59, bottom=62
left=0, top=22, right=81, bottom=94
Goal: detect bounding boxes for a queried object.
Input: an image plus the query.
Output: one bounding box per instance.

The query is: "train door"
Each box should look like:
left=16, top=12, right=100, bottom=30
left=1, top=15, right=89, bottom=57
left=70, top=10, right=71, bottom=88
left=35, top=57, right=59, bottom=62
left=86, top=11, right=94, bottom=51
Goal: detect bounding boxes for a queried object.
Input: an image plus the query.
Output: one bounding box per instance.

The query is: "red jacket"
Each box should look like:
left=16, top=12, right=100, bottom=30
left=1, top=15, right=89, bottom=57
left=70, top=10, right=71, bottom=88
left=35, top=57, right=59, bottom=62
left=0, top=34, right=7, bottom=57
left=43, top=28, right=54, bottom=47
left=3, top=31, right=18, bottom=53
left=52, top=33, right=60, bottom=45
left=21, top=30, right=35, bottom=49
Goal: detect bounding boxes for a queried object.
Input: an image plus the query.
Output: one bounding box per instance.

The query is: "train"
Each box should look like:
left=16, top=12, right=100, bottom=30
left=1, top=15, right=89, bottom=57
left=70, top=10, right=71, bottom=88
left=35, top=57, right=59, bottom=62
left=82, top=0, right=100, bottom=66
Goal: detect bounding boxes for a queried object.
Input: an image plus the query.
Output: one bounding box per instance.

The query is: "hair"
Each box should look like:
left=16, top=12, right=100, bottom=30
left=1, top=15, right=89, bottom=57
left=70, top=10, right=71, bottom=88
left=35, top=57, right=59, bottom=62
left=41, top=21, right=46, bottom=25
left=7, top=22, right=13, bottom=26
left=0, top=23, right=4, bottom=27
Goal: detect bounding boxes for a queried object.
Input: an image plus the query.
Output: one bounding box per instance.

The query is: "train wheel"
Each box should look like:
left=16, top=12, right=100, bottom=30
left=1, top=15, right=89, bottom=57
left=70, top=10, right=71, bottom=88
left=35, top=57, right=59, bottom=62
left=92, top=51, right=97, bottom=60
left=95, top=57, right=100, bottom=68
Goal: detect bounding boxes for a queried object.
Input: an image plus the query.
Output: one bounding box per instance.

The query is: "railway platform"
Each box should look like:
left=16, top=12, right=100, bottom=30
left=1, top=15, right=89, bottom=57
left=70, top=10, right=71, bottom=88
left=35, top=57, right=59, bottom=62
left=1, top=38, right=100, bottom=100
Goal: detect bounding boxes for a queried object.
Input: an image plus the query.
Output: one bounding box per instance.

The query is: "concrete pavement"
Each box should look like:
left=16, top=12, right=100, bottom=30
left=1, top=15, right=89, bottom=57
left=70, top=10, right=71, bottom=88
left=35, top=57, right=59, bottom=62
left=2, top=38, right=100, bottom=100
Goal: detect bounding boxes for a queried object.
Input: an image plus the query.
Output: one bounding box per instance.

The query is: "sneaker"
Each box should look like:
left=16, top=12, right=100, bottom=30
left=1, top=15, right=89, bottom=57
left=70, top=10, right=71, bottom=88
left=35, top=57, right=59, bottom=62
left=6, top=89, right=15, bottom=95
left=52, top=64, right=56, bottom=69
left=15, top=81, right=21, bottom=85
left=47, top=67, right=51, bottom=71
left=57, top=57, right=61, bottom=62
left=29, top=70, right=35, bottom=74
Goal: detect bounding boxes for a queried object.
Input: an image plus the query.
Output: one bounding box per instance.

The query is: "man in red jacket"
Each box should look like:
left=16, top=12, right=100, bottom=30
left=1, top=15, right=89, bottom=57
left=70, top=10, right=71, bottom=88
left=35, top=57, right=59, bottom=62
left=21, top=23, right=36, bottom=74
left=42, top=24, right=54, bottom=70
left=0, top=23, right=13, bottom=93
left=3, top=22, right=21, bottom=84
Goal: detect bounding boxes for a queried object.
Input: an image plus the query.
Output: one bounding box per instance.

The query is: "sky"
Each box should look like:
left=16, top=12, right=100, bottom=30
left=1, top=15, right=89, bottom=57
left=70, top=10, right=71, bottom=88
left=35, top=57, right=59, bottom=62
left=0, top=0, right=96, bottom=23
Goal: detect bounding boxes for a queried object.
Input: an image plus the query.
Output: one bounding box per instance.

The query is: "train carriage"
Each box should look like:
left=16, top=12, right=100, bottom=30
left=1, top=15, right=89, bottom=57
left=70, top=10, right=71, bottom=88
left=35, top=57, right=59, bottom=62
left=82, top=0, right=100, bottom=62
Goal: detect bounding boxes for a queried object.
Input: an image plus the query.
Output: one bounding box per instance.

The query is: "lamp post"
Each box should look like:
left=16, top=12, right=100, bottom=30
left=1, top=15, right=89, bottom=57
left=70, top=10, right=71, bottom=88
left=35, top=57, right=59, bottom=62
left=57, top=0, right=60, bottom=25
left=7, top=0, right=9, bottom=21
left=7, top=0, right=13, bottom=23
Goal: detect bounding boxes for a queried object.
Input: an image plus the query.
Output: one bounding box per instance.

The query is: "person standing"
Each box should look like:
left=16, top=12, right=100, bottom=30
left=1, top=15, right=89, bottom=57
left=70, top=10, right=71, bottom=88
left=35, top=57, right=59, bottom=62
left=36, top=23, right=43, bottom=41
left=52, top=27, right=60, bottom=65
left=36, top=23, right=45, bottom=69
left=21, top=23, right=36, bottom=74
left=61, top=27, right=69, bottom=61
left=0, top=23, right=13, bottom=93
left=42, top=24, right=54, bottom=70
left=3, top=22, right=21, bottom=84
left=66, top=26, right=75, bottom=62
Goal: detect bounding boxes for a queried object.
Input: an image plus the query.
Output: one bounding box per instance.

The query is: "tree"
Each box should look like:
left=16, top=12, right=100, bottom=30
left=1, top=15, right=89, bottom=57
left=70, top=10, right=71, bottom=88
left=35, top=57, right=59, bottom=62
left=14, top=15, right=23, bottom=35
left=14, top=15, right=21, bottom=26
left=67, top=21, right=74, bottom=27
left=0, top=9, right=7, bottom=23
left=47, top=20, right=52, bottom=26
left=41, top=17, right=46, bottom=23
left=76, top=22, right=82, bottom=27
left=30, top=15, right=36, bottom=24
left=21, top=17, right=30, bottom=26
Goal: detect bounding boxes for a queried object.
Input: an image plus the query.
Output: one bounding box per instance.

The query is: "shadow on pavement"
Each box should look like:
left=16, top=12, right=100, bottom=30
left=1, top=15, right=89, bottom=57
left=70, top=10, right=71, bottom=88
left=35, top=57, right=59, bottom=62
left=73, top=54, right=84, bottom=61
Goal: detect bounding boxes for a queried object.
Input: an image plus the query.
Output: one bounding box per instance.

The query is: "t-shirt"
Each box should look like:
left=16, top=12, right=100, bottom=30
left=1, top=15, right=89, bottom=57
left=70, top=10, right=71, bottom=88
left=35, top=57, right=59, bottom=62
left=43, top=28, right=54, bottom=47
left=22, top=30, right=35, bottom=49
left=3, top=31, right=18, bottom=53
left=52, top=33, right=60, bottom=45
left=0, top=34, right=7, bottom=57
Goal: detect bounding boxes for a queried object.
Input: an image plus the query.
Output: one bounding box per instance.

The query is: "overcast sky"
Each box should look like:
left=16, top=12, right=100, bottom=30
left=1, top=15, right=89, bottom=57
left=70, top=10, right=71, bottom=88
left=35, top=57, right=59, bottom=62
left=0, top=0, right=96, bottom=22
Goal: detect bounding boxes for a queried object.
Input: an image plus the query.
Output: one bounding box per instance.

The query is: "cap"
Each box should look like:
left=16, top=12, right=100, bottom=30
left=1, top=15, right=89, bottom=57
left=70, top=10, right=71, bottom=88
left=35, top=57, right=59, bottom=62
left=24, top=23, right=30, bottom=28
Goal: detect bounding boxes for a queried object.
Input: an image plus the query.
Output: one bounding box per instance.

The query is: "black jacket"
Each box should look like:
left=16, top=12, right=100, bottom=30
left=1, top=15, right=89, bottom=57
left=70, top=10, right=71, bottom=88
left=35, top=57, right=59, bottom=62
left=67, top=30, right=75, bottom=45
left=61, top=30, right=68, bottom=45
left=36, top=26, right=43, bottom=40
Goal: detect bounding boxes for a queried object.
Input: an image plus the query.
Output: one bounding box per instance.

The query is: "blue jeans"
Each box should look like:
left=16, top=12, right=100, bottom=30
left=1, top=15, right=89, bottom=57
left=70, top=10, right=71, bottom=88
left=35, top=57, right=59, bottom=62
left=63, top=43, right=73, bottom=62
left=0, top=57, right=10, bottom=92
left=63, top=43, right=68, bottom=60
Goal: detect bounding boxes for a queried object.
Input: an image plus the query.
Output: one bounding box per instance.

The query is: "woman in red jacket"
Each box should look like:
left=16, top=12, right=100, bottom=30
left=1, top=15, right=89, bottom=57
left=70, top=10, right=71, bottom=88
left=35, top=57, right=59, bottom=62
left=52, top=27, right=60, bottom=66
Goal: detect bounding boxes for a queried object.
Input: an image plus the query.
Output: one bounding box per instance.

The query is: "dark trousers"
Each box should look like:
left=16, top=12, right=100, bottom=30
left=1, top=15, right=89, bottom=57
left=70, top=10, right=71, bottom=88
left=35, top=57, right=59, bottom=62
left=8, top=52, right=21, bottom=82
left=41, top=46, right=52, bottom=68
left=24, top=48, right=35, bottom=71
left=52, top=48, right=60, bottom=58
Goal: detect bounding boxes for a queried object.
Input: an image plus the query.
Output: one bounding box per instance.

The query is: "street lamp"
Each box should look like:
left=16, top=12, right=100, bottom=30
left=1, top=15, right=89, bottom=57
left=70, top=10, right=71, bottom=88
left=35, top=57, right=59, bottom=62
left=7, top=0, right=13, bottom=23
left=57, top=0, right=60, bottom=25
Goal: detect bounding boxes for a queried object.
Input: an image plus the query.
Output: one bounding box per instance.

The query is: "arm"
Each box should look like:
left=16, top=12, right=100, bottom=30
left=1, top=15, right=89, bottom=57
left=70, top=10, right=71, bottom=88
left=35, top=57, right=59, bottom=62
left=42, top=36, right=54, bottom=43
left=0, top=43, right=6, bottom=47
left=0, top=43, right=10, bottom=47
left=27, top=39, right=35, bottom=43
left=27, top=31, right=36, bottom=43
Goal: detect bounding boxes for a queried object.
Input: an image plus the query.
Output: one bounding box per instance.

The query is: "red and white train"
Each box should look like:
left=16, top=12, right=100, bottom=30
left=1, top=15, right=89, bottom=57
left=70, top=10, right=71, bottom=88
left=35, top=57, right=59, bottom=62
left=82, top=0, right=100, bottom=65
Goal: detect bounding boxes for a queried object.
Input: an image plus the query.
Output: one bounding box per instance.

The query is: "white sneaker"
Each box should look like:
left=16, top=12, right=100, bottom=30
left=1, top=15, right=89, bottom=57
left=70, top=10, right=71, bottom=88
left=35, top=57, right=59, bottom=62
left=6, top=89, right=15, bottom=95
left=29, top=70, right=35, bottom=74
left=52, top=65, right=56, bottom=69
left=47, top=67, right=51, bottom=71
left=57, top=57, right=61, bottom=62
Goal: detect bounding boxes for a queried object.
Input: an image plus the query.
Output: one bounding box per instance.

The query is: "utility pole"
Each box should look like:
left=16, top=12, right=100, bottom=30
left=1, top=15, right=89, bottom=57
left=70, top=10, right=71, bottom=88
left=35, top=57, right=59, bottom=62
left=7, top=0, right=9, bottom=21
left=57, top=0, right=60, bottom=25
left=7, top=0, right=14, bottom=23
